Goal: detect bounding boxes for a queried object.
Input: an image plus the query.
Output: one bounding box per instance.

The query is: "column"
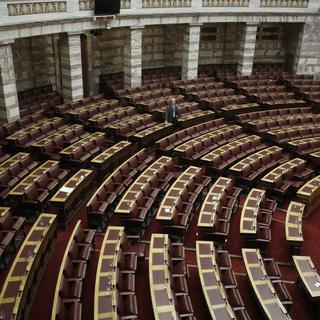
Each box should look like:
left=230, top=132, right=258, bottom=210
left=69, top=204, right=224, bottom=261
left=293, top=20, right=320, bottom=75
left=82, top=33, right=94, bottom=96
left=53, top=35, right=62, bottom=92
left=0, top=40, right=20, bottom=123
left=31, top=36, right=48, bottom=88
left=237, top=23, right=258, bottom=76
left=181, top=23, right=202, bottom=81
left=60, top=32, right=83, bottom=102
left=44, top=35, right=58, bottom=91
left=124, top=26, right=143, bottom=89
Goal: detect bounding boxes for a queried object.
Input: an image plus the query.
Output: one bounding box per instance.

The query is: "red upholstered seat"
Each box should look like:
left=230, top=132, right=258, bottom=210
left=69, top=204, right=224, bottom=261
left=216, top=250, right=231, bottom=270
left=68, top=240, right=91, bottom=262
left=56, top=297, right=82, bottom=320
left=117, top=271, right=135, bottom=294
left=117, top=291, right=138, bottom=319
left=59, top=274, right=82, bottom=299
left=63, top=256, right=87, bottom=280
left=264, top=258, right=281, bottom=280
left=74, top=226, right=95, bottom=247
left=175, top=294, right=194, bottom=318
left=226, top=287, right=245, bottom=309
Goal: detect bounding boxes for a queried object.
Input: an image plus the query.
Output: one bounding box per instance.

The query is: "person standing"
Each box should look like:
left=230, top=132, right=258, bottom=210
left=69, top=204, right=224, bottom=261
left=165, top=98, right=181, bottom=124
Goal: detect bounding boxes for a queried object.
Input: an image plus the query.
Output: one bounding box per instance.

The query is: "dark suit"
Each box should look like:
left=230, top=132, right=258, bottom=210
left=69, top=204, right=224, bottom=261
left=165, top=103, right=180, bottom=124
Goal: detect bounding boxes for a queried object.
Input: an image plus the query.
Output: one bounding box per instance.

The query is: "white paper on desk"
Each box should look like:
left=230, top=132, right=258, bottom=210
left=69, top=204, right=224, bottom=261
left=60, top=186, right=74, bottom=194
left=314, top=282, right=320, bottom=287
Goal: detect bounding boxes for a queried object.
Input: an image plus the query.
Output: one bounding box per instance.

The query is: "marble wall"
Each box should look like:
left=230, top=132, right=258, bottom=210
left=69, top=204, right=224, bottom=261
left=293, top=17, right=320, bottom=74
left=254, top=23, right=288, bottom=64
left=12, top=36, right=56, bottom=92
left=0, top=42, right=20, bottom=122
left=8, top=21, right=319, bottom=96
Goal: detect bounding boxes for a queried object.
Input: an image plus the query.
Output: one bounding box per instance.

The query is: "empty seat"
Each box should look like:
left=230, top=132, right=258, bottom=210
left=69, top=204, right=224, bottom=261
left=175, top=294, right=194, bottom=318
left=68, top=240, right=91, bottom=262
left=118, top=248, right=137, bottom=272
left=117, top=291, right=138, bottom=319
left=59, top=274, right=82, bottom=299
left=56, top=297, right=82, bottom=320
left=63, top=256, right=87, bottom=280
left=264, top=258, right=281, bottom=279
left=74, top=226, right=95, bottom=248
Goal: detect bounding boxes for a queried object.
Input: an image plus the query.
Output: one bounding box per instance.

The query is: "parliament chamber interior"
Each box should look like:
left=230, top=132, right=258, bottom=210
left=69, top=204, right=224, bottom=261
left=1, top=0, right=320, bottom=319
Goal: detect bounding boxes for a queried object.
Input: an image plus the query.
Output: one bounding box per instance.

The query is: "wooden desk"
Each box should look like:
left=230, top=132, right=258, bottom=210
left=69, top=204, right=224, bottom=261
left=8, top=160, right=58, bottom=197
left=220, top=102, right=259, bottom=113
left=89, top=106, right=134, bottom=123
left=197, top=177, right=232, bottom=229
left=293, top=256, right=320, bottom=302
left=0, top=213, right=57, bottom=320
left=287, top=136, right=320, bottom=150
left=179, top=110, right=215, bottom=127
left=51, top=220, right=83, bottom=320
left=5, top=118, right=63, bottom=144
left=261, top=158, right=305, bottom=185
left=31, top=124, right=83, bottom=149
left=242, top=248, right=291, bottom=320
left=240, top=189, right=265, bottom=236
left=90, top=141, right=132, bottom=174
left=229, top=146, right=282, bottom=174
left=266, top=123, right=319, bottom=141
left=115, top=156, right=172, bottom=216
left=0, top=207, right=10, bottom=220
left=94, top=226, right=124, bottom=320
left=60, top=132, right=105, bottom=157
left=132, top=122, right=173, bottom=145
left=196, top=241, right=236, bottom=320
left=149, top=234, right=179, bottom=320
left=107, top=114, right=154, bottom=132
left=174, top=125, right=242, bottom=154
left=309, top=150, right=320, bottom=163
left=0, top=153, right=30, bottom=173
left=201, top=135, right=260, bottom=164
left=296, top=175, right=320, bottom=216
left=50, top=169, right=94, bottom=224
left=156, top=166, right=201, bottom=221
left=285, top=201, right=304, bottom=245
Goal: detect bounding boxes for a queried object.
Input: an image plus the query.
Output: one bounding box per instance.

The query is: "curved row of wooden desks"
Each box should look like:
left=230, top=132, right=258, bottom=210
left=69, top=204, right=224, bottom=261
left=0, top=213, right=57, bottom=320
left=196, top=241, right=236, bottom=320
left=3, top=119, right=320, bottom=320
left=242, top=248, right=291, bottom=320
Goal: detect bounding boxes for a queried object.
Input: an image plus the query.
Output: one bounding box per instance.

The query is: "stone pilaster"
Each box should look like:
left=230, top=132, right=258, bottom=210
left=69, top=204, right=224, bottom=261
left=0, top=40, right=20, bottom=123
left=237, top=23, right=258, bottom=76
left=53, top=35, right=62, bottom=92
left=181, top=23, right=201, bottom=80
left=44, top=35, right=58, bottom=91
left=293, top=19, right=320, bottom=75
left=82, top=33, right=94, bottom=96
left=163, top=25, right=184, bottom=67
left=60, top=32, right=83, bottom=102
left=124, top=26, right=143, bottom=89
left=31, top=36, right=48, bottom=88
